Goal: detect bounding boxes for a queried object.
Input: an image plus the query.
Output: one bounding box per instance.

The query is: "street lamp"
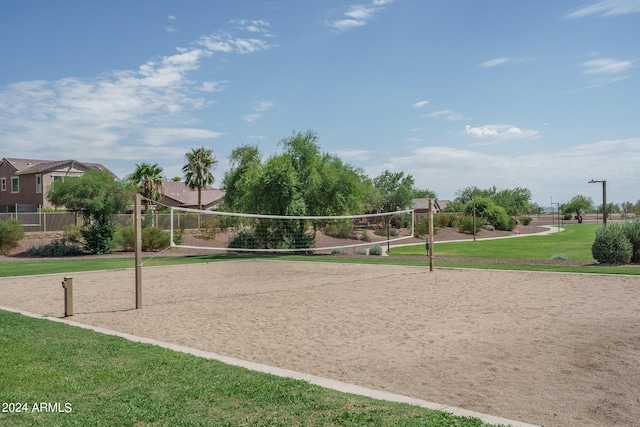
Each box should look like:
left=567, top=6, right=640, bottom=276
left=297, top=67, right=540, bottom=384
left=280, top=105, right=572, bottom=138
left=589, top=179, right=607, bottom=225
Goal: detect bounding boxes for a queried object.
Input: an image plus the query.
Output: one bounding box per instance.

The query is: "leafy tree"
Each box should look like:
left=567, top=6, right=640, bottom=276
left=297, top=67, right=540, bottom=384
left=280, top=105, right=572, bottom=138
left=280, top=130, right=366, bottom=215
left=222, top=144, right=263, bottom=213
left=183, top=147, right=217, bottom=210
left=492, top=187, right=532, bottom=216
left=373, top=170, right=415, bottom=212
left=463, top=196, right=515, bottom=231
left=411, top=188, right=438, bottom=199
left=47, top=169, right=132, bottom=254
left=562, top=195, right=593, bottom=223
left=129, top=162, right=164, bottom=211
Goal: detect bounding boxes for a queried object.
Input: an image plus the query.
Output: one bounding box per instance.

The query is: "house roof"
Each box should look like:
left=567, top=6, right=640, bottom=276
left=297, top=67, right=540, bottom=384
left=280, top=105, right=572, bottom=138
left=412, top=198, right=451, bottom=211
left=1, top=157, right=113, bottom=176
left=161, top=181, right=225, bottom=208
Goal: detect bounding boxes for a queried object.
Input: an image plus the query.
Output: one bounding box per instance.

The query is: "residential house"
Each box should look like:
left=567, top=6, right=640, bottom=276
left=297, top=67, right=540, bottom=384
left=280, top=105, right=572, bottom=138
left=0, top=157, right=113, bottom=212
left=159, top=181, right=225, bottom=210
left=412, top=198, right=450, bottom=215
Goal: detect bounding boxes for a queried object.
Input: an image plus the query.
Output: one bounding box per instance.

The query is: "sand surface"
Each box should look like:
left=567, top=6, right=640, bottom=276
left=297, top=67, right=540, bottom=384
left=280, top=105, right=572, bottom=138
left=1, top=260, right=639, bottom=426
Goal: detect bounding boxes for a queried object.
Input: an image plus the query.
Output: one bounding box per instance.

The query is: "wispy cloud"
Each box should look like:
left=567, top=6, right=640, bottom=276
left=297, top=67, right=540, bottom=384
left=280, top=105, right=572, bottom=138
left=166, top=15, right=178, bottom=33
left=328, top=0, right=394, bottom=31
left=566, top=0, right=640, bottom=18
left=480, top=57, right=510, bottom=68
left=412, top=100, right=429, bottom=109
left=425, top=110, right=463, bottom=121
left=243, top=100, right=275, bottom=122
left=0, top=25, right=274, bottom=173
left=569, top=56, right=634, bottom=91
left=462, top=124, right=539, bottom=142
left=230, top=19, right=273, bottom=36
left=581, top=57, right=633, bottom=74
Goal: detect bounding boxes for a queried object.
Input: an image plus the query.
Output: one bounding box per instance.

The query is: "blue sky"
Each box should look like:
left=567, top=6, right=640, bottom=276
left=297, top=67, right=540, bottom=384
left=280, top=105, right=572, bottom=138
left=1, top=1, right=638, bottom=206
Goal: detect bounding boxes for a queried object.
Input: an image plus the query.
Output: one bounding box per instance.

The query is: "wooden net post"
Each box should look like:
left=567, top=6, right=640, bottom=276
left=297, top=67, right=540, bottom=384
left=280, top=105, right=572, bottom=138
left=429, top=199, right=434, bottom=272
left=134, top=193, right=142, bottom=309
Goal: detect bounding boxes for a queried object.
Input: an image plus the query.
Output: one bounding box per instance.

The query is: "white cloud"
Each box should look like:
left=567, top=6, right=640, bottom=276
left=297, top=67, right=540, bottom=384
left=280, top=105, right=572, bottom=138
left=462, top=124, right=539, bottom=141
left=200, top=80, right=229, bottom=93
left=197, top=32, right=274, bottom=54
left=566, top=0, right=640, bottom=18
left=243, top=113, right=262, bottom=123
left=252, top=100, right=275, bottom=112
left=480, top=57, right=510, bottom=68
left=426, top=110, right=463, bottom=121
left=581, top=58, right=633, bottom=74
left=0, top=26, right=274, bottom=175
left=168, top=15, right=176, bottom=21
left=143, top=128, right=222, bottom=146
left=230, top=19, right=272, bottom=36
left=329, top=0, right=394, bottom=31
left=569, top=57, right=634, bottom=91
left=365, top=138, right=640, bottom=203
left=412, top=100, right=429, bottom=109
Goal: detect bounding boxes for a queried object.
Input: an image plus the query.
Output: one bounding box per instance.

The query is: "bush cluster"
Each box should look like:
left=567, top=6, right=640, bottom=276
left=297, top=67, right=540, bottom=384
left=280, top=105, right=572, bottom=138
left=25, top=240, right=84, bottom=257
left=0, top=219, right=25, bottom=255
left=454, top=215, right=483, bottom=234
left=368, top=244, right=383, bottom=256
left=590, top=221, right=640, bottom=265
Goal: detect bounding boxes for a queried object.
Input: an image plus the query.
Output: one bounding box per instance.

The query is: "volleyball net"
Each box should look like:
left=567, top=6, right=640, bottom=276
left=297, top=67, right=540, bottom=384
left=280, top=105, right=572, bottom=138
left=168, top=207, right=415, bottom=253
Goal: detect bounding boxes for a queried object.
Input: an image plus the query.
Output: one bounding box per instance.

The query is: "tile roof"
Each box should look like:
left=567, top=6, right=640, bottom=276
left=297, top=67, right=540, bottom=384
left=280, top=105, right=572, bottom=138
left=2, top=157, right=111, bottom=175
left=161, top=181, right=225, bottom=208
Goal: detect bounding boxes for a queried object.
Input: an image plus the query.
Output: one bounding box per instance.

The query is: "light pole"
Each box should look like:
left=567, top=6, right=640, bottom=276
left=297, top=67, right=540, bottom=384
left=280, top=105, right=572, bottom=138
left=589, top=179, right=607, bottom=225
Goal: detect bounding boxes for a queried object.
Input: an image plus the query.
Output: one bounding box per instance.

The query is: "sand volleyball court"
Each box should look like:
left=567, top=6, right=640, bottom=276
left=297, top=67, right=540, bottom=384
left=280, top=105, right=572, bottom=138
left=1, top=260, right=639, bottom=426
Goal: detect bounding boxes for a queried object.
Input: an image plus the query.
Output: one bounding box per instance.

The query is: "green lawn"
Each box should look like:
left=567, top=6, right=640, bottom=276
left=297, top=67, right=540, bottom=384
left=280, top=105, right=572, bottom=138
left=0, top=310, right=500, bottom=427
left=389, top=224, right=597, bottom=261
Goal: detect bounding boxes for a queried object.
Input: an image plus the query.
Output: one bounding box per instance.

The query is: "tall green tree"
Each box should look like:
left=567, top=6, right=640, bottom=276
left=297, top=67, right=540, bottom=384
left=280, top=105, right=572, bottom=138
left=129, top=162, right=164, bottom=211
left=562, top=195, right=593, bottom=223
left=373, top=170, right=415, bottom=212
left=222, top=144, right=263, bottom=213
left=183, top=147, right=217, bottom=210
left=47, top=169, right=132, bottom=254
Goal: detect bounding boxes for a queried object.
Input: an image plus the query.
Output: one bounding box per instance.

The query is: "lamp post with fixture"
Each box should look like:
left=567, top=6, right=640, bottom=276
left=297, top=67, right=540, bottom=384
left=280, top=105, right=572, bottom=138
left=589, top=180, right=607, bottom=225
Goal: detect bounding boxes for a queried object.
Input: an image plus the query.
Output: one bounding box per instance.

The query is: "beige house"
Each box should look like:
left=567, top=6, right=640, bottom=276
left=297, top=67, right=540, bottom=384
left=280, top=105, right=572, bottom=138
left=0, top=157, right=113, bottom=212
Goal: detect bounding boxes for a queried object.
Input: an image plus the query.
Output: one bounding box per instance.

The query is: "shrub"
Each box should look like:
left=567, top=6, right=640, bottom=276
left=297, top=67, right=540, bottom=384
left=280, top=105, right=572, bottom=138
left=454, top=215, right=482, bottom=234
left=519, top=216, right=532, bottom=226
left=331, top=248, right=343, bottom=255
left=228, top=228, right=260, bottom=249
left=621, top=219, right=640, bottom=263
left=591, top=223, right=632, bottom=265
left=563, top=213, right=573, bottom=220
left=360, top=230, right=371, bottom=242
left=62, top=225, right=84, bottom=244
left=81, top=222, right=119, bottom=255
left=323, top=219, right=353, bottom=238
left=142, top=226, right=170, bottom=251
left=0, top=219, right=25, bottom=255
left=369, top=244, right=383, bottom=256
left=25, top=240, right=84, bottom=257
left=551, top=253, right=568, bottom=260
left=436, top=214, right=457, bottom=228
left=200, top=216, right=221, bottom=240
left=120, top=224, right=172, bottom=252
left=414, top=216, right=438, bottom=237
left=355, top=248, right=368, bottom=255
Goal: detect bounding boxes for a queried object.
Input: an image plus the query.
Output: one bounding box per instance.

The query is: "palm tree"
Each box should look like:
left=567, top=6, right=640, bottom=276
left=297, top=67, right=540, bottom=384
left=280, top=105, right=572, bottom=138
left=182, top=147, right=217, bottom=210
left=129, top=163, right=165, bottom=211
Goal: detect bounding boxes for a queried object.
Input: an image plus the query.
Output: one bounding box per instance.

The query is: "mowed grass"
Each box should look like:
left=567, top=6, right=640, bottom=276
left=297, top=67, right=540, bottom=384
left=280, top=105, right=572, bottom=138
left=389, top=224, right=596, bottom=261
left=0, top=310, right=500, bottom=427
left=2, top=223, right=639, bottom=277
